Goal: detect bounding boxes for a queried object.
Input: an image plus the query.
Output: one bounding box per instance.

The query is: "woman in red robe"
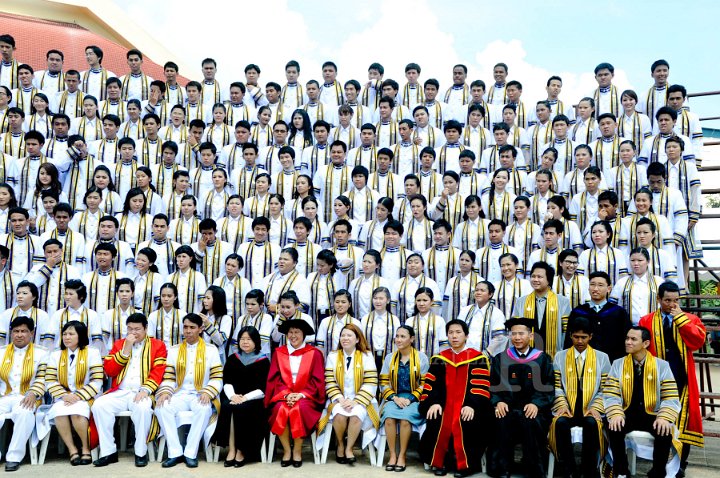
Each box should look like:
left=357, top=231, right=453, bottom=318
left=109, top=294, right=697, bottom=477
left=639, top=281, right=707, bottom=476
left=265, top=318, right=325, bottom=467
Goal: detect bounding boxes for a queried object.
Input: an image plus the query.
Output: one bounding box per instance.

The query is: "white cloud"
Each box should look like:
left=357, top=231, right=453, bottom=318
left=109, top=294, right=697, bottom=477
left=119, top=0, right=318, bottom=84
left=332, top=0, right=461, bottom=86
left=472, top=40, right=635, bottom=106
left=116, top=0, right=636, bottom=106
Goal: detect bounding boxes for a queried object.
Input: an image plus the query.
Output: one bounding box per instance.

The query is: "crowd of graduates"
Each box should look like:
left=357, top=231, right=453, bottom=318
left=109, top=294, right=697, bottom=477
left=0, top=32, right=708, bottom=477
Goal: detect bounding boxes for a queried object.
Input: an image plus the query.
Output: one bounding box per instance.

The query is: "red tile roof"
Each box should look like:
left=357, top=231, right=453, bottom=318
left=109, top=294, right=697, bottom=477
left=1, top=11, right=189, bottom=84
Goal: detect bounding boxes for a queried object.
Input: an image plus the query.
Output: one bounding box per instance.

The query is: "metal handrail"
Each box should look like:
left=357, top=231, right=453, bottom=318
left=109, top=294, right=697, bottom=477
left=688, top=90, right=720, bottom=98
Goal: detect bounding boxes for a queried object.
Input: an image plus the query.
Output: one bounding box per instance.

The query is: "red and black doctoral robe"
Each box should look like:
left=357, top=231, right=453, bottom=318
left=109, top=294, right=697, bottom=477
left=418, top=347, right=492, bottom=471
left=265, top=344, right=326, bottom=438
left=639, top=310, right=706, bottom=447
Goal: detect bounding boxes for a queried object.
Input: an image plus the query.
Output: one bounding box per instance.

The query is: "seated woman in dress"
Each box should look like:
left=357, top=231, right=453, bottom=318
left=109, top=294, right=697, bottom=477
left=212, top=326, right=270, bottom=468
left=379, top=325, right=429, bottom=471
left=265, top=318, right=325, bottom=467
left=320, top=323, right=379, bottom=465
left=44, top=321, right=104, bottom=465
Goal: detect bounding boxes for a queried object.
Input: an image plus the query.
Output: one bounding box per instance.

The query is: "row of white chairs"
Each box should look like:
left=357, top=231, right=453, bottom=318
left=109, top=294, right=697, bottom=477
left=7, top=413, right=661, bottom=474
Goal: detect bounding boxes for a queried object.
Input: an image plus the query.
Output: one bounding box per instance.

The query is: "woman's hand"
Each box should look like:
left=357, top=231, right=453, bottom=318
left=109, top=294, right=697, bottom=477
left=230, top=394, right=245, bottom=405
left=341, top=398, right=357, bottom=411
left=392, top=396, right=410, bottom=408
left=62, top=393, right=81, bottom=405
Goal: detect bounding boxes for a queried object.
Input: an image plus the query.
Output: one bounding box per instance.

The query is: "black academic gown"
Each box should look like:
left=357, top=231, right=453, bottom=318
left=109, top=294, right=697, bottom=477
left=211, top=353, right=270, bottom=461
left=489, top=347, right=554, bottom=478
left=565, top=302, right=631, bottom=362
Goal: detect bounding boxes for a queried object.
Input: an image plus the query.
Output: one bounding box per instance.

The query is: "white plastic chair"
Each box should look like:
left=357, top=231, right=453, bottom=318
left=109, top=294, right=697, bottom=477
left=318, top=426, right=376, bottom=466
left=625, top=430, right=654, bottom=476
left=0, top=412, right=40, bottom=465
left=212, top=438, right=265, bottom=464
left=547, top=426, right=583, bottom=478
left=155, top=410, right=215, bottom=462
left=116, top=410, right=156, bottom=461
left=374, top=422, right=425, bottom=468
left=265, top=431, right=320, bottom=464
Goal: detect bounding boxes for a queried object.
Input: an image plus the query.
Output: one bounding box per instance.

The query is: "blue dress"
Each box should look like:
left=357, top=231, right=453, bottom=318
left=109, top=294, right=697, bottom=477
left=380, top=360, right=424, bottom=426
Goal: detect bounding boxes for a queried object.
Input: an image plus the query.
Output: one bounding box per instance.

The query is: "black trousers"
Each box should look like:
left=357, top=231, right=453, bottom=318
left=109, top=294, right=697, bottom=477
left=491, top=409, right=548, bottom=478
left=607, top=411, right=672, bottom=478
left=554, top=415, right=601, bottom=477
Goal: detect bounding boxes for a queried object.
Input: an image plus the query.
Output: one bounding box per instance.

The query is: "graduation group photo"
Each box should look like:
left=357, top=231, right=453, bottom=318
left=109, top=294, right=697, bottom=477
left=0, top=2, right=714, bottom=477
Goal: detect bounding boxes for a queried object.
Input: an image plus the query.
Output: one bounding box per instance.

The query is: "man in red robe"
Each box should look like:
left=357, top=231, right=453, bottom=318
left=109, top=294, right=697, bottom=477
left=91, top=313, right=167, bottom=467
left=639, top=281, right=706, bottom=477
left=419, top=319, right=492, bottom=477
left=265, top=318, right=325, bottom=467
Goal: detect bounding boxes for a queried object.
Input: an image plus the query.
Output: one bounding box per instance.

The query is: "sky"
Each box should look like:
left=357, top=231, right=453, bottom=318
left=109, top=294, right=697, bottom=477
left=114, top=0, right=719, bottom=127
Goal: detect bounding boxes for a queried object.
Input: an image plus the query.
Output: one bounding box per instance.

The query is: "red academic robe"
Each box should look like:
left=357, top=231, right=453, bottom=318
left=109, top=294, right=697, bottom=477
left=265, top=344, right=326, bottom=438
left=418, top=347, right=492, bottom=471
left=639, top=310, right=706, bottom=447
left=89, top=337, right=168, bottom=448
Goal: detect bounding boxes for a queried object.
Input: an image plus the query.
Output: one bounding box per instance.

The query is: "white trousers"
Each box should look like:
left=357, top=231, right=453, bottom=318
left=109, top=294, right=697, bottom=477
left=91, top=389, right=152, bottom=457
left=154, top=392, right=211, bottom=459
left=0, top=395, right=35, bottom=462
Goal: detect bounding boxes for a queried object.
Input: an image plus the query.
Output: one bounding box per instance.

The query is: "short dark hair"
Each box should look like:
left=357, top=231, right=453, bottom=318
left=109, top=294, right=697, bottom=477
left=65, top=279, right=87, bottom=303
left=61, top=321, right=90, bottom=349
left=445, top=319, right=469, bottom=335
left=235, top=325, right=262, bottom=353
left=10, top=316, right=34, bottom=332
left=567, top=316, right=593, bottom=336
left=183, top=313, right=203, bottom=328
left=126, top=313, right=148, bottom=328
left=630, top=325, right=651, bottom=342
left=588, top=271, right=611, bottom=286
left=658, top=281, right=681, bottom=298
left=530, top=261, right=555, bottom=285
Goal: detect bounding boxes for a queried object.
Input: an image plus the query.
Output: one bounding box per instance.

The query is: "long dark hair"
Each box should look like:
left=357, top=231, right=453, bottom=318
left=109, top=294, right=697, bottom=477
left=289, top=109, right=314, bottom=147
left=121, top=187, right=147, bottom=215
left=33, top=162, right=63, bottom=204
left=203, top=285, right=228, bottom=317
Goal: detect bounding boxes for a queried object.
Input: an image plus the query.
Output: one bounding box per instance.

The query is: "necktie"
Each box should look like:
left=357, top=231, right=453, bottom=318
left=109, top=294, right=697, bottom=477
left=594, top=304, right=602, bottom=313
left=576, top=354, right=584, bottom=376
left=663, top=314, right=672, bottom=329
left=70, top=353, right=75, bottom=365
left=346, top=356, right=351, bottom=369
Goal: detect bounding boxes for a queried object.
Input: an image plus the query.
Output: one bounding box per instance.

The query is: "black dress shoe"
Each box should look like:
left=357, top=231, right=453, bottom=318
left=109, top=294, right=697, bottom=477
left=224, top=459, right=236, bottom=467
left=281, top=459, right=292, bottom=467
left=394, top=465, right=406, bottom=472
left=135, top=453, right=149, bottom=467
left=185, top=457, right=199, bottom=468
left=234, top=460, right=245, bottom=468
left=4, top=462, right=19, bottom=472
left=292, top=459, right=302, bottom=468
left=454, top=469, right=473, bottom=478
left=162, top=456, right=184, bottom=468
left=434, top=468, right=448, bottom=476
left=93, top=452, right=119, bottom=467
left=336, top=453, right=348, bottom=464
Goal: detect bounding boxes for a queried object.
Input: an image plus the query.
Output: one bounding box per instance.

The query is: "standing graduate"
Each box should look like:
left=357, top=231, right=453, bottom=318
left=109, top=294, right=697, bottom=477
left=638, top=281, right=706, bottom=477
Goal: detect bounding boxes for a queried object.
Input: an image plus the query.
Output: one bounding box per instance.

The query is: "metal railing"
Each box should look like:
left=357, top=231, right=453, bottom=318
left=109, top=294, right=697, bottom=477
left=687, top=90, right=720, bottom=425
